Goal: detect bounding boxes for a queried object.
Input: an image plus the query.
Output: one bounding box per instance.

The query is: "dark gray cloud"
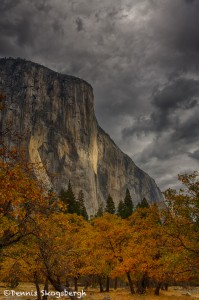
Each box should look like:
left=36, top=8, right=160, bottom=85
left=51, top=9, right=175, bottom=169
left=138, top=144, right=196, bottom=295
left=152, top=79, right=199, bottom=111
left=75, top=17, right=84, bottom=32
left=0, top=0, right=22, bottom=12
left=184, top=0, right=196, bottom=4
left=34, top=0, right=52, bottom=12
left=188, top=150, right=199, bottom=160
left=122, top=78, right=199, bottom=138
left=0, top=0, right=198, bottom=190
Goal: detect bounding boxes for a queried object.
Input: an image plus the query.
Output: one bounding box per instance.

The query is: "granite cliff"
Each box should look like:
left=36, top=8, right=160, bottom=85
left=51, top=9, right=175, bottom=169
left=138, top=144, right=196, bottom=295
left=0, top=58, right=163, bottom=216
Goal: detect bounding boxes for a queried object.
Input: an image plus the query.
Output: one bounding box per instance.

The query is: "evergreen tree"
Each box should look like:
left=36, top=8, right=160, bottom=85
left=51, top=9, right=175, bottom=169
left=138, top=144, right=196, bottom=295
left=141, top=197, right=149, bottom=208
left=95, top=205, right=104, bottom=217
left=117, top=200, right=126, bottom=219
left=136, top=197, right=150, bottom=209
left=105, top=194, right=115, bottom=214
left=123, top=188, right=134, bottom=218
left=59, top=181, right=79, bottom=214
left=77, top=190, right=88, bottom=220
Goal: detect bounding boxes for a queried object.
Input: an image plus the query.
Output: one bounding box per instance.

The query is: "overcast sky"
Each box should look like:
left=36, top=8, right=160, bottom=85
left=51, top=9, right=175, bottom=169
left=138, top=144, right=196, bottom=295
left=0, top=0, right=199, bottom=191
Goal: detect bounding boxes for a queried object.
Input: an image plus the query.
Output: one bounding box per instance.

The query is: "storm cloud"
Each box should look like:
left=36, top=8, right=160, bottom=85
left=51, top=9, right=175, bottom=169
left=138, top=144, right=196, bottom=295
left=0, top=0, right=198, bottom=191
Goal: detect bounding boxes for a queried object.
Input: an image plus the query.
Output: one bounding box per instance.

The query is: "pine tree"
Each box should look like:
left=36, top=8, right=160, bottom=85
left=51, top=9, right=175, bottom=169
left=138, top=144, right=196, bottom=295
left=95, top=205, right=104, bottom=217
left=136, top=197, right=149, bottom=209
left=123, top=188, right=134, bottom=218
left=117, top=200, right=126, bottom=219
left=105, top=194, right=115, bottom=214
left=141, top=197, right=149, bottom=208
left=77, top=190, right=88, bottom=220
left=59, top=181, right=79, bottom=214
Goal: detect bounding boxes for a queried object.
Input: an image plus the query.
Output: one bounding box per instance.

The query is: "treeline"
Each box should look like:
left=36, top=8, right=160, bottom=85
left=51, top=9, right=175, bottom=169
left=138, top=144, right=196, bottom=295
left=59, top=183, right=88, bottom=220
left=60, top=181, right=149, bottom=220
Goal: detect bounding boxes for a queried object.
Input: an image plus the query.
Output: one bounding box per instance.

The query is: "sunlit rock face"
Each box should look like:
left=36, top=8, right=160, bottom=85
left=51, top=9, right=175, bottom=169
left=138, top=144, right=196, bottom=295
left=0, top=58, right=163, bottom=216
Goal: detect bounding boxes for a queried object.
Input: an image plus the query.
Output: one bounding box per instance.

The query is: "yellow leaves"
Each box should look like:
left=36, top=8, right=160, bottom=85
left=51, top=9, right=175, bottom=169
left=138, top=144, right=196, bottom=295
left=162, top=172, right=199, bottom=281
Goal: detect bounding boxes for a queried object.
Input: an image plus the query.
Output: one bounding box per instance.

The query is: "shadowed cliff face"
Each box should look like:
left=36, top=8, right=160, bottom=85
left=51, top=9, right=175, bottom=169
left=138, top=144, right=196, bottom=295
left=0, top=58, right=163, bottom=216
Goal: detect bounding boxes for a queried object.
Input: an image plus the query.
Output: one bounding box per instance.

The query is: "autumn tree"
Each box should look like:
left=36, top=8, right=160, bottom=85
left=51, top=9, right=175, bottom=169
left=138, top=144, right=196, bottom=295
left=162, top=172, right=199, bottom=283
left=0, top=152, right=55, bottom=250
left=0, top=159, right=81, bottom=298
left=0, top=241, right=48, bottom=300
left=91, top=214, right=135, bottom=294
left=127, top=205, right=169, bottom=295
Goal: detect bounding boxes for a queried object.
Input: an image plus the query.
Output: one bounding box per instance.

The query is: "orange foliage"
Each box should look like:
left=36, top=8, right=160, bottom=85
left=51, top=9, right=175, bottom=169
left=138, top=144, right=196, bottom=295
left=0, top=106, right=198, bottom=295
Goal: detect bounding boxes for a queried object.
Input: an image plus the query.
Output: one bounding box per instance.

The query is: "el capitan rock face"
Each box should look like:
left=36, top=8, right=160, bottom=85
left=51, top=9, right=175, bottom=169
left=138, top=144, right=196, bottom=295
left=0, top=58, right=163, bottom=216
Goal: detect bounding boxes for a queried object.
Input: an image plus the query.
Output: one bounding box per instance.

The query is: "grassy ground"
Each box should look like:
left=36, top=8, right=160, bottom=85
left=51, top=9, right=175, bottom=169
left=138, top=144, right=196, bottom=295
left=85, top=287, right=199, bottom=300
left=0, top=283, right=199, bottom=300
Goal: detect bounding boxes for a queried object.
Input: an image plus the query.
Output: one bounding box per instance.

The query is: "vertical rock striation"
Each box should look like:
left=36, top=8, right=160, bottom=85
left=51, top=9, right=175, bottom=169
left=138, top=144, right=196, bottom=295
left=0, top=58, right=163, bottom=216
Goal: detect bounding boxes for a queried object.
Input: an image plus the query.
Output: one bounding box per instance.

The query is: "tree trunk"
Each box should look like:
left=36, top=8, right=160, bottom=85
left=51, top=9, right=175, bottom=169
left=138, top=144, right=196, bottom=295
left=39, top=243, right=77, bottom=300
left=126, top=271, right=135, bottom=294
left=42, top=278, right=48, bottom=300
left=98, top=276, right=104, bottom=293
left=106, top=276, right=110, bottom=292
left=10, top=277, right=19, bottom=289
left=57, top=276, right=61, bottom=285
left=74, top=277, right=78, bottom=292
left=84, top=275, right=92, bottom=290
left=41, top=251, right=77, bottom=300
left=154, top=282, right=162, bottom=296
left=161, top=282, right=169, bottom=291
left=66, top=279, right=70, bottom=287
left=165, top=283, right=169, bottom=291
left=137, top=272, right=148, bottom=294
left=114, top=277, right=118, bottom=290
left=47, top=276, right=77, bottom=300
left=33, top=272, right=41, bottom=300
